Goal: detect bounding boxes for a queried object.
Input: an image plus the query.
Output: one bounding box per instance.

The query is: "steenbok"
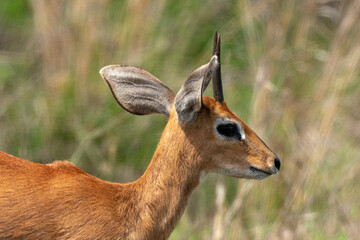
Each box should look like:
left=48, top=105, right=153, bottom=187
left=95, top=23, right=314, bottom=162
left=0, top=32, right=280, bottom=239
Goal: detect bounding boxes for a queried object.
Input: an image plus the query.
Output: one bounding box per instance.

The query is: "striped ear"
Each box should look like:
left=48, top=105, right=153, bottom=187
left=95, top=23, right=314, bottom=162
left=100, top=65, right=176, bottom=118
left=175, top=55, right=219, bottom=124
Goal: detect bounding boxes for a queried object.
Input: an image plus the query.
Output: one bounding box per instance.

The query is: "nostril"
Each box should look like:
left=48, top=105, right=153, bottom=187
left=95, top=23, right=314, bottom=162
left=274, top=157, right=281, bottom=171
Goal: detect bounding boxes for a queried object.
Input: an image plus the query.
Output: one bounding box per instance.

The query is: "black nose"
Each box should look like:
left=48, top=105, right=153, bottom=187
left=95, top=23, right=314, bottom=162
left=274, top=157, right=281, bottom=171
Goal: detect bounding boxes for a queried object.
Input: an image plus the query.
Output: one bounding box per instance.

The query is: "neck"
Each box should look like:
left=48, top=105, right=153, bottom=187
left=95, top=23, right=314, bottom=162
left=128, top=116, right=202, bottom=239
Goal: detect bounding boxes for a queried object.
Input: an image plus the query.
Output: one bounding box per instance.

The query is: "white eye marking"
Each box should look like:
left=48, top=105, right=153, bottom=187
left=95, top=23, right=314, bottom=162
left=215, top=118, right=246, bottom=141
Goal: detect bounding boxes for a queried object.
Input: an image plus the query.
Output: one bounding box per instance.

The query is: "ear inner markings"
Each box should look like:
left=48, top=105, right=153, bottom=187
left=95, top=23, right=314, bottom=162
left=174, top=56, right=219, bottom=124
left=99, top=65, right=176, bottom=118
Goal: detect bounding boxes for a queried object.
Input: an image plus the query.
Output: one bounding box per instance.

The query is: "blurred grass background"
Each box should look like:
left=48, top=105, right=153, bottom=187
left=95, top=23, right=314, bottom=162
left=1, top=0, right=360, bottom=239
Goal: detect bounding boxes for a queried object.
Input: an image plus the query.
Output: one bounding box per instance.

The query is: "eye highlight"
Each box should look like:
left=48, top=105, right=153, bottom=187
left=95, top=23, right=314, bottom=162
left=216, top=123, right=243, bottom=141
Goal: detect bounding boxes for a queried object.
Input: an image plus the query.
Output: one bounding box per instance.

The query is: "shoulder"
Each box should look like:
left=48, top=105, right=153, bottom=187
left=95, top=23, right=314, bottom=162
left=47, top=160, right=90, bottom=176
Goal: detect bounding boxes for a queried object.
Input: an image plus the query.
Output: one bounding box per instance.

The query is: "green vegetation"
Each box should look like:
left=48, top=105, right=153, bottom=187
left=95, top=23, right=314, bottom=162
left=1, top=0, right=359, bottom=239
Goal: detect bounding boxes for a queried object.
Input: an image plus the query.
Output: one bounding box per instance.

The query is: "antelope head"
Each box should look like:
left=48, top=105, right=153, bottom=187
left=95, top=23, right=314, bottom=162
left=100, top=32, right=280, bottom=180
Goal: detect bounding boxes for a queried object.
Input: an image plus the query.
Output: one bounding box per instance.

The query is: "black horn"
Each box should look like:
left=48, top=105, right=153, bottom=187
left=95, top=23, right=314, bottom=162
left=212, top=31, right=224, bottom=103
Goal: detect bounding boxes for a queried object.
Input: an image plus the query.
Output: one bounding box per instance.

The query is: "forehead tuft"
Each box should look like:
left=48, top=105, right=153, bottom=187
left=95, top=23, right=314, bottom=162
left=202, top=96, right=226, bottom=109
left=202, top=96, right=234, bottom=117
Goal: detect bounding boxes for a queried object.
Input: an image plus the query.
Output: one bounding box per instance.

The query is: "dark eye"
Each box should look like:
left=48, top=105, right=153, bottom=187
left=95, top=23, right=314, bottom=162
left=216, top=123, right=242, bottom=140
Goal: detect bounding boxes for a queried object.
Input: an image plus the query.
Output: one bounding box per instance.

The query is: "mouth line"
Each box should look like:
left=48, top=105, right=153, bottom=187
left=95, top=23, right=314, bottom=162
left=249, top=166, right=272, bottom=175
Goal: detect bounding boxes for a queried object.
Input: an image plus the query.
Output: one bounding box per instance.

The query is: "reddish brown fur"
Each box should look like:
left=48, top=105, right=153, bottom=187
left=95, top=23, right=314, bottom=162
left=0, top=97, right=277, bottom=239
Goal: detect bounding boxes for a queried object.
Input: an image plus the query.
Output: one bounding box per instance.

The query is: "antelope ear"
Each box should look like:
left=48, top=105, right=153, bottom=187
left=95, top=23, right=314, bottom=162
left=100, top=65, right=176, bottom=118
left=175, top=55, right=219, bottom=124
